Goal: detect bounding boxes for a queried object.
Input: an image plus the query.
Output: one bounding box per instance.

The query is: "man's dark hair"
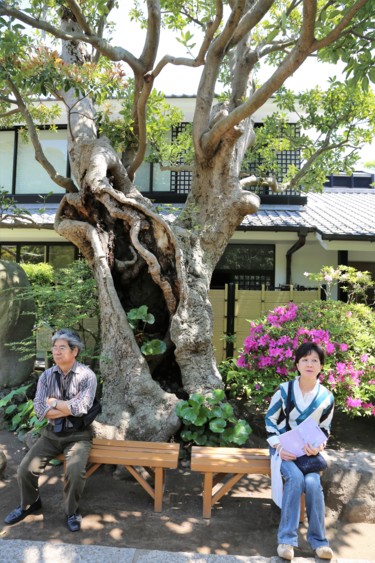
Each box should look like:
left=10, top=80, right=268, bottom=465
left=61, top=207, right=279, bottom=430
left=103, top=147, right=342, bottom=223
left=294, top=342, right=325, bottom=367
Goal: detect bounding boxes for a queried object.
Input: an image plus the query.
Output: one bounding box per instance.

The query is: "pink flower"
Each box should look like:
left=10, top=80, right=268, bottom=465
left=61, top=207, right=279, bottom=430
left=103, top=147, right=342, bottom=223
left=326, top=342, right=335, bottom=354
left=258, top=335, right=270, bottom=346
left=361, top=354, right=368, bottom=363
left=255, top=384, right=261, bottom=390
left=244, top=337, right=258, bottom=351
left=237, top=355, right=248, bottom=368
left=276, top=366, right=289, bottom=376
left=346, top=397, right=362, bottom=408
left=340, top=343, right=348, bottom=352
left=336, top=362, right=347, bottom=375
left=346, top=311, right=353, bottom=317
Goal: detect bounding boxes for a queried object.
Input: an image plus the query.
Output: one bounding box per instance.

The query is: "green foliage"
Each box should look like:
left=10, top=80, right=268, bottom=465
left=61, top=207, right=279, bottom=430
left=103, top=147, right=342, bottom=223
left=126, top=305, right=167, bottom=356
left=222, top=300, right=375, bottom=417
left=17, top=260, right=100, bottom=364
left=127, top=304, right=155, bottom=330
left=0, top=384, right=46, bottom=434
left=96, top=84, right=193, bottom=168
left=244, top=82, right=375, bottom=192
left=21, top=262, right=54, bottom=286
left=176, top=389, right=252, bottom=447
left=140, top=339, right=167, bottom=356
left=1, top=2, right=375, bottom=191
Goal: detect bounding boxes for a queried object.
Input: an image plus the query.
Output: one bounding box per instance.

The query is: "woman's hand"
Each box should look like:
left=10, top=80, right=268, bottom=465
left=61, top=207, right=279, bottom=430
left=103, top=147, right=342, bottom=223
left=276, top=444, right=297, bottom=461
left=304, top=442, right=321, bottom=456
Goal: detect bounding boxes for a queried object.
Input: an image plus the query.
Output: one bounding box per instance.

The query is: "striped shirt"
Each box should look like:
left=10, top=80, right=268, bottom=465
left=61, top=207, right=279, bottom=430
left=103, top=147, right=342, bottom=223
left=33, top=361, right=97, bottom=429
left=265, top=377, right=334, bottom=448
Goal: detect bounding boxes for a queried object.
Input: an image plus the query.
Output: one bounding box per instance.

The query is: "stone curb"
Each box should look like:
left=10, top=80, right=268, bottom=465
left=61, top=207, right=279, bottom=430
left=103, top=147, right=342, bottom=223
left=0, top=540, right=374, bottom=563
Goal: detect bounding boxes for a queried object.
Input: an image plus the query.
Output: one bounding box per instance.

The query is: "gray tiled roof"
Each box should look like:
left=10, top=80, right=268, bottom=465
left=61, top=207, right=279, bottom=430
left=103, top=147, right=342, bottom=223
left=241, top=190, right=375, bottom=240
left=4, top=190, right=375, bottom=241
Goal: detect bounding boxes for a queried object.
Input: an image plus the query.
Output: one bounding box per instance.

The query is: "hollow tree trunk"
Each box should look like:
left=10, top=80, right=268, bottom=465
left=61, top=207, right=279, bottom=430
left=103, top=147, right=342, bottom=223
left=54, top=126, right=258, bottom=440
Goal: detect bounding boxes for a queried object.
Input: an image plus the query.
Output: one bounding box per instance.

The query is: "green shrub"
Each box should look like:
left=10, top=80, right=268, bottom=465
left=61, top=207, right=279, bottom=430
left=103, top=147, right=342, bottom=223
left=220, top=300, right=375, bottom=417
left=0, top=384, right=47, bottom=435
left=126, top=305, right=167, bottom=356
left=21, top=262, right=54, bottom=286
left=17, top=260, right=100, bottom=364
left=176, top=389, right=252, bottom=447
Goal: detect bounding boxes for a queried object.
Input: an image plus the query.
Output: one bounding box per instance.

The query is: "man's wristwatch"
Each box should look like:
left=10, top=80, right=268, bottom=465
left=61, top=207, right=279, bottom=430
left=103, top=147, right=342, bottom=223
left=51, top=399, right=58, bottom=408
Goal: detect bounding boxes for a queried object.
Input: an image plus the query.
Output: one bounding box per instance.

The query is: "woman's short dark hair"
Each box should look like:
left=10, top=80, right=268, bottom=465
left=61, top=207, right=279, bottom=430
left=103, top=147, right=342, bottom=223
left=52, top=328, right=84, bottom=354
left=294, top=342, right=325, bottom=366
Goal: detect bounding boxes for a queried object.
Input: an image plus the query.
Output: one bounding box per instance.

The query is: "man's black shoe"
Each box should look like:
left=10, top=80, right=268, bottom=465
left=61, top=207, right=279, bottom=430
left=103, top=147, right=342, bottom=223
left=66, top=513, right=81, bottom=532
left=4, top=498, right=42, bottom=525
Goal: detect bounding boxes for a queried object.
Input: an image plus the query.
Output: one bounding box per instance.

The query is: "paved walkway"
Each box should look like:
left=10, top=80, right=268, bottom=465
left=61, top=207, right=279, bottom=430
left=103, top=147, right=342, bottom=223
left=0, top=540, right=374, bottom=563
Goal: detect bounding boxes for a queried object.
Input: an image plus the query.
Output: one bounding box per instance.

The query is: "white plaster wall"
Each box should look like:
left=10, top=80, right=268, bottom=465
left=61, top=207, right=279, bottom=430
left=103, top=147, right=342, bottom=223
left=274, top=239, right=374, bottom=300
left=348, top=250, right=375, bottom=261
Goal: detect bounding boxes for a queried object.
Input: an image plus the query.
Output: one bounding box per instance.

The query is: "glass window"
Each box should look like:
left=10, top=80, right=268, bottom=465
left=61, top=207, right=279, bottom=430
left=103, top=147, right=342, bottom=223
left=49, top=245, right=76, bottom=269
left=20, top=245, right=45, bottom=264
left=212, top=244, right=275, bottom=290
left=153, top=166, right=171, bottom=191
left=216, top=244, right=274, bottom=271
left=0, top=131, right=15, bottom=192
left=16, top=129, right=68, bottom=194
left=134, top=161, right=151, bottom=192
left=0, top=244, right=17, bottom=261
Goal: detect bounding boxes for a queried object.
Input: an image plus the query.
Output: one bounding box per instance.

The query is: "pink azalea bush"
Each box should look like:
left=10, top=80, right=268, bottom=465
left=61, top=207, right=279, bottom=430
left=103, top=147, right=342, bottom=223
left=222, top=300, right=375, bottom=417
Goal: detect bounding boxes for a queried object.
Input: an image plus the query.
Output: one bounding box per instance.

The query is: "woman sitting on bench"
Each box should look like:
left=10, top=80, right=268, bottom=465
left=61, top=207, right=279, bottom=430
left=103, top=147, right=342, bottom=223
left=265, top=342, right=334, bottom=561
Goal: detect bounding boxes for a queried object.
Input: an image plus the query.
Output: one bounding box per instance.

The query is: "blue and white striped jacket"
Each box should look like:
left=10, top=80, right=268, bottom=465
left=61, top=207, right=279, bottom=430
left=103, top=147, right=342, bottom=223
left=265, top=378, right=334, bottom=448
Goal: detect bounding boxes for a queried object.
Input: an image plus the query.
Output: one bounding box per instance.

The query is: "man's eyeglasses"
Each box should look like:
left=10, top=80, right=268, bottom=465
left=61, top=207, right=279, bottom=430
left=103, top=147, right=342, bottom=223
left=52, top=345, right=69, bottom=352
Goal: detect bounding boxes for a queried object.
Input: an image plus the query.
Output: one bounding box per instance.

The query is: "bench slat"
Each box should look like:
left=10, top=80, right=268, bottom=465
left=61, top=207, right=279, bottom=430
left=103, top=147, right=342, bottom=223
left=87, top=450, right=179, bottom=468
left=92, top=438, right=179, bottom=451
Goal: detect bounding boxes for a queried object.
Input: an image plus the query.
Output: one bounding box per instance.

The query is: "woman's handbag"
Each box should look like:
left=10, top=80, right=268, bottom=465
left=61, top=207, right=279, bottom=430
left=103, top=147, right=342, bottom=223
left=293, top=452, right=327, bottom=475
left=285, top=381, right=327, bottom=475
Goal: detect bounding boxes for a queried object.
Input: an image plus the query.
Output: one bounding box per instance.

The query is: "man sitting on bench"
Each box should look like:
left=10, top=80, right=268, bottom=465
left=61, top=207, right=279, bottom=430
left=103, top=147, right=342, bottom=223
left=4, top=328, right=97, bottom=532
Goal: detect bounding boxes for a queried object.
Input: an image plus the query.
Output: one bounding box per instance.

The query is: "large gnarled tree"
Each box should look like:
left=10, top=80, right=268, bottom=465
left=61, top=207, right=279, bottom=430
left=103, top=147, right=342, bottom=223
left=0, top=0, right=374, bottom=440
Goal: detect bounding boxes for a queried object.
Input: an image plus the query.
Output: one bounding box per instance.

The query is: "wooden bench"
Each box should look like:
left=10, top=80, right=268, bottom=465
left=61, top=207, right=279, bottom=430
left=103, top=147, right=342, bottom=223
left=56, top=438, right=179, bottom=512
left=191, top=445, right=305, bottom=520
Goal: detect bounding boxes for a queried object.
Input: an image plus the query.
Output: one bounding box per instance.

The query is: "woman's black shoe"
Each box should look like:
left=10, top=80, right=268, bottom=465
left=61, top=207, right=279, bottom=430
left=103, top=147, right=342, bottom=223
left=4, top=498, right=42, bottom=525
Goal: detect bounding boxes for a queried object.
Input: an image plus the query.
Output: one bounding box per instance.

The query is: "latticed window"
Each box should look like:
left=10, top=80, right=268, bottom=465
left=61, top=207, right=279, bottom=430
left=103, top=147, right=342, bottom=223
left=170, top=122, right=192, bottom=194
left=170, top=122, right=302, bottom=196
left=234, top=273, right=273, bottom=290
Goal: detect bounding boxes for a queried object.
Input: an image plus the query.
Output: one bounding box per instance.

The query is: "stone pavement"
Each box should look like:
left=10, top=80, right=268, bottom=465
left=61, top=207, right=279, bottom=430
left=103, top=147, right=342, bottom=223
left=0, top=540, right=374, bottom=563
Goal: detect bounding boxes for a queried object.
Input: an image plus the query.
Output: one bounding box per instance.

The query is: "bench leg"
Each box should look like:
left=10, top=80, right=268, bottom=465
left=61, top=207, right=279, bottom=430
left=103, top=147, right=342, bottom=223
left=202, top=472, right=214, bottom=519
left=154, top=467, right=164, bottom=513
